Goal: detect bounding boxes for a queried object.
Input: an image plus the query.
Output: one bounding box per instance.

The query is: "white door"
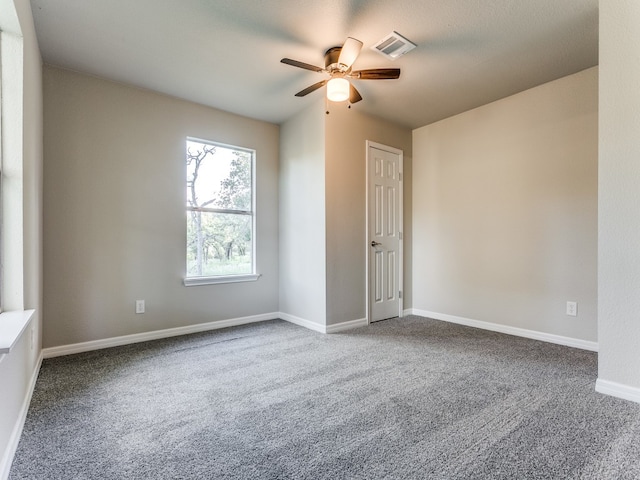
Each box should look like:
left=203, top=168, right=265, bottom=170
left=367, top=142, right=403, bottom=322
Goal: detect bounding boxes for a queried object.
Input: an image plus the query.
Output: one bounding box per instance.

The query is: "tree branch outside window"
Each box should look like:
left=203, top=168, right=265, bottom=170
left=186, top=138, right=254, bottom=278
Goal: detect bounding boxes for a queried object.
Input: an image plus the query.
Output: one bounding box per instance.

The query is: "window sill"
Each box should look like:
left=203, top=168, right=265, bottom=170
left=183, top=273, right=261, bottom=287
left=0, top=309, right=35, bottom=354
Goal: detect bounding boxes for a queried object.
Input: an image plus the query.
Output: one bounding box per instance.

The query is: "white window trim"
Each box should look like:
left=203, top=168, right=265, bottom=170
left=183, top=273, right=261, bottom=287
left=185, top=137, right=258, bottom=283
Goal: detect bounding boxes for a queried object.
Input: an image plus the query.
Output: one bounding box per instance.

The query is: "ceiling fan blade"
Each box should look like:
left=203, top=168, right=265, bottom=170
left=349, top=84, right=363, bottom=104
left=295, top=79, right=328, bottom=97
left=281, top=58, right=324, bottom=73
left=338, top=37, right=363, bottom=69
left=351, top=68, right=401, bottom=80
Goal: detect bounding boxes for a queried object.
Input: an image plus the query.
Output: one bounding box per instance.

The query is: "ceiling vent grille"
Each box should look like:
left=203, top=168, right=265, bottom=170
left=371, top=31, right=416, bottom=60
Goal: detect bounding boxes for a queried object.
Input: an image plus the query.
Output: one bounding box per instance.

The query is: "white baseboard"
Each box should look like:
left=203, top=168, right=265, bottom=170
left=596, top=379, right=640, bottom=404
left=326, top=318, right=368, bottom=333
left=406, top=309, right=598, bottom=352
left=42, top=313, right=280, bottom=358
left=279, top=313, right=368, bottom=334
left=43, top=311, right=373, bottom=359
left=0, top=352, right=43, bottom=480
left=278, top=313, right=326, bottom=333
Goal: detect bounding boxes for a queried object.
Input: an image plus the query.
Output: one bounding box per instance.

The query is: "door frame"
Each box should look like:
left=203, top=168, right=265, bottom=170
left=365, top=140, right=404, bottom=324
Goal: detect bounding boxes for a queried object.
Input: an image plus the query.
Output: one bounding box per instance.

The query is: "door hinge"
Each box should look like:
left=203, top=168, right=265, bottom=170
left=399, top=290, right=402, bottom=299
left=399, top=172, right=403, bottom=181
left=399, top=232, right=403, bottom=240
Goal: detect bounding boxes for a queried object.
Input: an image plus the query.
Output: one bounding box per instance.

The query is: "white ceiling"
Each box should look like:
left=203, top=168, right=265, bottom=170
left=30, top=0, right=598, bottom=129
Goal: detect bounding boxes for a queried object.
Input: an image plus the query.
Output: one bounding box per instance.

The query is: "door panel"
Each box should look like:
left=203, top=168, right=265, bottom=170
left=374, top=250, right=384, bottom=303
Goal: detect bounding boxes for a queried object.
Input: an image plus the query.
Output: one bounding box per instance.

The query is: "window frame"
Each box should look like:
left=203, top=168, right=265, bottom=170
left=183, top=137, right=259, bottom=287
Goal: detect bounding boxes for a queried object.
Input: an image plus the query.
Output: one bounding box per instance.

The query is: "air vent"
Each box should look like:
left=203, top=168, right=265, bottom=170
left=371, top=31, right=416, bottom=60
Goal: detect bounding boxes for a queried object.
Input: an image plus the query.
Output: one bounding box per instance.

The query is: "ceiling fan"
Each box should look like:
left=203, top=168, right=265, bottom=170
left=281, top=37, right=400, bottom=104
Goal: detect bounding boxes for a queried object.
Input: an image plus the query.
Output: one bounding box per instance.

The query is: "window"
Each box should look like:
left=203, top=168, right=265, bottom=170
left=184, top=138, right=258, bottom=286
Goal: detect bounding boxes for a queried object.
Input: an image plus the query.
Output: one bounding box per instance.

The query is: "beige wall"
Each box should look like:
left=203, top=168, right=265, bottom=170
left=325, top=106, right=412, bottom=325
left=43, top=66, right=279, bottom=348
left=412, top=67, right=598, bottom=342
left=279, top=102, right=327, bottom=326
left=279, top=102, right=411, bottom=328
left=0, top=0, right=43, bottom=474
left=598, top=0, right=640, bottom=394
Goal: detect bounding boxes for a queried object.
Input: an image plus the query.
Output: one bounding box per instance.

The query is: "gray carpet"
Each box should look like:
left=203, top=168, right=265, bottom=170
left=9, top=316, right=640, bottom=479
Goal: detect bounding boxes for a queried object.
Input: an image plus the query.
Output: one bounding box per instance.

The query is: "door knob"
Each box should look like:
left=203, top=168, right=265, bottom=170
left=371, top=241, right=381, bottom=247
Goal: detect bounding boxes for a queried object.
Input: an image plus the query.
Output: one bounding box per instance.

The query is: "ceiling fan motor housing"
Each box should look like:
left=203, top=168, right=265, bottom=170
left=324, top=46, right=346, bottom=73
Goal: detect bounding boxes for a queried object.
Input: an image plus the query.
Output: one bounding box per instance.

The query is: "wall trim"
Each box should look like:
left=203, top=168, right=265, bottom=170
left=279, top=313, right=368, bottom=334
left=0, top=352, right=43, bottom=480
left=406, top=309, right=598, bottom=352
left=596, top=379, right=640, bottom=404
left=43, top=312, right=371, bottom=359
left=42, top=313, right=280, bottom=358
left=326, top=318, right=368, bottom=333
left=278, top=312, right=326, bottom=333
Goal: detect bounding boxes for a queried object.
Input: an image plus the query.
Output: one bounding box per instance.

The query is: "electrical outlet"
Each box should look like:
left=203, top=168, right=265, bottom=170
left=566, top=301, right=577, bottom=317
left=135, top=300, right=145, bottom=314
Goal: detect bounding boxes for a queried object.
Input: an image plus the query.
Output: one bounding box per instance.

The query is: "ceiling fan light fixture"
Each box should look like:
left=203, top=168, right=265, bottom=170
left=326, top=77, right=350, bottom=102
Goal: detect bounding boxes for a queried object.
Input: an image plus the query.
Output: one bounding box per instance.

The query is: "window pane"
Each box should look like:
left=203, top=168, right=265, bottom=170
left=187, top=211, right=252, bottom=277
left=186, top=140, right=252, bottom=211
